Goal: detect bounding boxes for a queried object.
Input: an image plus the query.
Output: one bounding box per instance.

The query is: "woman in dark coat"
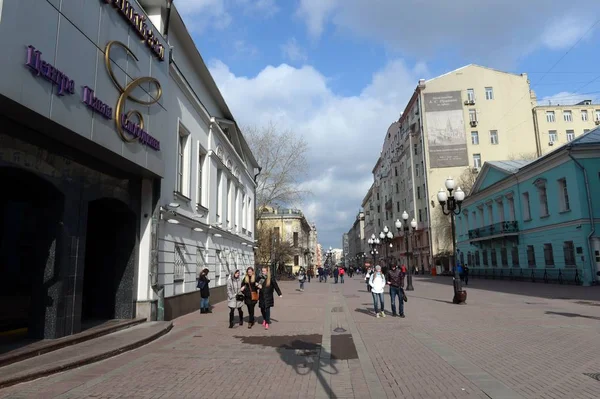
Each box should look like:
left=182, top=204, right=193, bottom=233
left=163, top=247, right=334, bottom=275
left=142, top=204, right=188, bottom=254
left=198, top=268, right=211, bottom=313
left=257, top=266, right=282, bottom=330
left=240, top=267, right=259, bottom=329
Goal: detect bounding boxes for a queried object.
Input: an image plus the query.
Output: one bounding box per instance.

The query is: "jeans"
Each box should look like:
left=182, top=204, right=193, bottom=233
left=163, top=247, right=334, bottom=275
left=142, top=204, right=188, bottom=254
left=300, top=280, right=305, bottom=290
left=371, top=292, right=384, bottom=313
left=340, top=275, right=344, bottom=284
left=260, top=306, right=271, bottom=324
left=389, top=286, right=404, bottom=316
left=200, top=297, right=209, bottom=309
left=334, top=276, right=338, bottom=283
left=246, top=303, right=256, bottom=323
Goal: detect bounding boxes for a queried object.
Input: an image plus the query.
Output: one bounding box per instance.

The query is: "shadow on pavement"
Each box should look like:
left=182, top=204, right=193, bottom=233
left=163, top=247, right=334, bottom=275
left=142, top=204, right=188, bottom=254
left=410, top=295, right=454, bottom=305
left=235, top=335, right=339, bottom=397
left=416, top=276, right=600, bottom=301
left=545, top=311, right=600, bottom=321
left=354, top=308, right=395, bottom=317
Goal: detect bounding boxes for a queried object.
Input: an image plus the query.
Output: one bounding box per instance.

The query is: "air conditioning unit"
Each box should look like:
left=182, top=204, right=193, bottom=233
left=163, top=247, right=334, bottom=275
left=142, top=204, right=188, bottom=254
left=471, top=167, right=479, bottom=174
left=548, top=141, right=554, bottom=146
left=469, top=100, right=475, bottom=105
left=464, top=100, right=470, bottom=105
left=595, top=120, right=600, bottom=125
left=470, top=120, right=478, bottom=127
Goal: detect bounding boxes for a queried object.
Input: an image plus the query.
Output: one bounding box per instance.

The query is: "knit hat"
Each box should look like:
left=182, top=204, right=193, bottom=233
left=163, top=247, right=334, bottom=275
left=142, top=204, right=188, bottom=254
left=375, top=265, right=381, bottom=272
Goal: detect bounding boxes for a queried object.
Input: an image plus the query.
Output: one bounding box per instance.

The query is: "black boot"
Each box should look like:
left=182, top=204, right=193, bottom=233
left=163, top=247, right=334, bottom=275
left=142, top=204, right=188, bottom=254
left=229, top=311, right=234, bottom=328
left=200, top=308, right=205, bottom=314
left=238, top=309, right=244, bottom=326
left=206, top=307, right=213, bottom=313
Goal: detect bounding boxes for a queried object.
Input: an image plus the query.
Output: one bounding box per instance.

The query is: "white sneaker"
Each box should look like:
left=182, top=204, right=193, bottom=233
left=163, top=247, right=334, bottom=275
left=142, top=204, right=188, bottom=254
left=376, top=313, right=381, bottom=318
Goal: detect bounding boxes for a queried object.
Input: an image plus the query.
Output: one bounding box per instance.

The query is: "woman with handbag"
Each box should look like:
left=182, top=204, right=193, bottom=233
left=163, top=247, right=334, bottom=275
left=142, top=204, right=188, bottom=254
left=257, top=266, right=282, bottom=330
left=240, top=267, right=259, bottom=329
left=227, top=270, right=244, bottom=328
left=198, top=268, right=211, bottom=313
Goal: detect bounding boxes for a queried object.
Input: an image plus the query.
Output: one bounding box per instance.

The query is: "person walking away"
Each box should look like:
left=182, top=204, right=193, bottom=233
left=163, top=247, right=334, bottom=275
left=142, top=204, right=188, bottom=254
left=240, top=267, right=259, bottom=329
left=318, top=266, right=324, bottom=282
left=464, top=264, right=469, bottom=286
left=257, top=266, right=282, bottom=330
left=227, top=270, right=244, bottom=328
left=369, top=265, right=386, bottom=318
left=339, top=267, right=345, bottom=283
left=386, top=264, right=406, bottom=318
left=197, top=268, right=211, bottom=313
left=333, top=267, right=339, bottom=284
left=364, top=267, right=373, bottom=292
left=307, top=268, right=311, bottom=283
left=298, top=267, right=306, bottom=291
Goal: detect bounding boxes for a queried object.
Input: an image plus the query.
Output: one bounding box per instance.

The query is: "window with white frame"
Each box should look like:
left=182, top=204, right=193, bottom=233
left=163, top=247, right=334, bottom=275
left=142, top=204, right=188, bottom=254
left=473, top=153, right=482, bottom=168
left=496, top=198, right=504, bottom=222
left=216, top=170, right=223, bottom=222
left=469, top=109, right=477, bottom=122
left=507, top=196, right=515, bottom=221
left=558, top=178, right=570, bottom=212
left=563, top=110, right=572, bottom=122
left=566, top=130, right=575, bottom=141
left=563, top=241, right=575, bottom=266
left=177, top=124, right=191, bottom=196
left=487, top=203, right=493, bottom=225
left=581, top=110, right=588, bottom=121
left=546, top=111, right=555, bottom=122
left=485, top=87, right=494, bottom=100
left=196, top=246, right=207, bottom=277
left=490, top=130, right=499, bottom=145
left=522, top=192, right=531, bottom=220
left=548, top=130, right=557, bottom=143
left=226, top=180, right=232, bottom=227
left=197, top=150, right=206, bottom=207
left=174, top=244, right=185, bottom=281
left=471, top=211, right=477, bottom=229
left=471, top=131, right=479, bottom=145
left=467, top=88, right=475, bottom=102
left=543, top=243, right=554, bottom=266
left=478, top=206, right=484, bottom=227
left=215, top=250, right=223, bottom=286
left=596, top=110, right=600, bottom=121
left=537, top=183, right=549, bottom=217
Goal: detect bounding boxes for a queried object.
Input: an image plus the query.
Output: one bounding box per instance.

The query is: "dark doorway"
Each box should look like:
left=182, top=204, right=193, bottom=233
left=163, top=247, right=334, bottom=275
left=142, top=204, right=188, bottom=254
left=0, top=167, right=64, bottom=339
left=82, top=198, right=136, bottom=323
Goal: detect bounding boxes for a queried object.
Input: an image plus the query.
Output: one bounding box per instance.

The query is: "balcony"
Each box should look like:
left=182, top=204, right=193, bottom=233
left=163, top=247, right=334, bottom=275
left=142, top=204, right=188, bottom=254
left=468, top=221, right=519, bottom=240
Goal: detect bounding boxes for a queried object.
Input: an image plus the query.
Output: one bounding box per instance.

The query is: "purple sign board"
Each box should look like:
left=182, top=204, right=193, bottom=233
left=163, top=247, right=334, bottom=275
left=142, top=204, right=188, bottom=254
left=25, top=45, right=161, bottom=151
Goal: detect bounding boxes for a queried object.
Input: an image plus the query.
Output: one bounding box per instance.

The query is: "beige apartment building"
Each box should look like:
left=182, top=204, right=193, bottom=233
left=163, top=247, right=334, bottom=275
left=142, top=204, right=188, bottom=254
left=361, top=64, right=541, bottom=270
left=533, top=100, right=600, bottom=155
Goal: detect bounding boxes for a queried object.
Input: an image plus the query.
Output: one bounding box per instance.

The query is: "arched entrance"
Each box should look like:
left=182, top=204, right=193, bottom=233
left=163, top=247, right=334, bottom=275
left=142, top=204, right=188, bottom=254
left=0, top=167, right=64, bottom=339
left=82, top=198, right=136, bottom=323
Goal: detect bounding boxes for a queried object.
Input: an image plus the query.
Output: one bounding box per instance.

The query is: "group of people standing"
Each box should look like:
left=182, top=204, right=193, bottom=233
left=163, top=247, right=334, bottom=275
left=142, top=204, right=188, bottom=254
left=364, top=264, right=408, bottom=318
left=198, top=266, right=283, bottom=330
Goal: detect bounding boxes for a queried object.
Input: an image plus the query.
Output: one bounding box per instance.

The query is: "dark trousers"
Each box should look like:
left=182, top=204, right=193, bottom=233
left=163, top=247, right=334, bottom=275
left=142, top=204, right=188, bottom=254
left=367, top=283, right=372, bottom=292
left=464, top=275, right=469, bottom=285
left=260, top=306, right=272, bottom=324
left=389, top=286, right=404, bottom=316
left=246, top=303, right=256, bottom=323
left=334, top=276, right=338, bottom=283
left=229, top=307, right=243, bottom=324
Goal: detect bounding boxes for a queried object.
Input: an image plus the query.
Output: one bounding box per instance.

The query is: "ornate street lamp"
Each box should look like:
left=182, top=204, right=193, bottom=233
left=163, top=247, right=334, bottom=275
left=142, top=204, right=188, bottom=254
left=379, top=227, right=394, bottom=272
left=437, top=177, right=466, bottom=304
left=395, top=211, right=418, bottom=291
left=367, top=234, right=380, bottom=266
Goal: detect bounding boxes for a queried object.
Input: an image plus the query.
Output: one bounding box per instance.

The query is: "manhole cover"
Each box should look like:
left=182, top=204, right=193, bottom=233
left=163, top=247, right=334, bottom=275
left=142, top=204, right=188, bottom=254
left=333, top=327, right=347, bottom=333
left=584, top=373, right=600, bottom=382
left=331, top=306, right=344, bottom=313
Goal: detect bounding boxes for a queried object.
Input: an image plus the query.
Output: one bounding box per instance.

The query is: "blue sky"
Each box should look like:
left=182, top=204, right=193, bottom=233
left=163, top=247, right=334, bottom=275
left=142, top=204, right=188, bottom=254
left=176, top=0, right=600, bottom=249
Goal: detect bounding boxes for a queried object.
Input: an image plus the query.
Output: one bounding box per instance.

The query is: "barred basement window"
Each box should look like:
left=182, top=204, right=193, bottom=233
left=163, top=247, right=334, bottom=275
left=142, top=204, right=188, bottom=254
left=174, top=244, right=185, bottom=281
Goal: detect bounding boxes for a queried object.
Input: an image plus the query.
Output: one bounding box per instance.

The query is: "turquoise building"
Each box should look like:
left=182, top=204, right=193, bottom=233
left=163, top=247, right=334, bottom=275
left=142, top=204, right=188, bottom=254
left=455, top=128, right=600, bottom=286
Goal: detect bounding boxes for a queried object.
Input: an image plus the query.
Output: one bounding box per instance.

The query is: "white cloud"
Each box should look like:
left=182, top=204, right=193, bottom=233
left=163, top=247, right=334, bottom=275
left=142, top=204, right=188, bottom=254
left=281, top=37, right=308, bottom=63
left=538, top=91, right=599, bottom=106
left=237, top=0, right=279, bottom=17
left=296, top=0, right=600, bottom=67
left=233, top=40, right=259, bottom=58
left=175, top=0, right=232, bottom=31
left=209, top=58, right=427, bottom=246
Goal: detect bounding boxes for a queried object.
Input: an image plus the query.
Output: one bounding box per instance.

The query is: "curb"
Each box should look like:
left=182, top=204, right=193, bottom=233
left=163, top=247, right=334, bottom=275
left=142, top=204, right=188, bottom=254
left=0, top=322, right=173, bottom=389
left=0, top=318, right=147, bottom=368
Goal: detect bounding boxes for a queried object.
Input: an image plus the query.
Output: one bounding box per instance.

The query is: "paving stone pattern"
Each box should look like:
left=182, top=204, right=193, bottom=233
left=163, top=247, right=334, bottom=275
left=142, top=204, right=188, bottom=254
left=1, top=277, right=599, bottom=398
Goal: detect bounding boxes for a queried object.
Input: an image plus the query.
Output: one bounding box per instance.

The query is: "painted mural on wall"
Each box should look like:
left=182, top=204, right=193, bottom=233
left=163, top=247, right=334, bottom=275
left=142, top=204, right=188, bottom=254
left=424, top=91, right=468, bottom=168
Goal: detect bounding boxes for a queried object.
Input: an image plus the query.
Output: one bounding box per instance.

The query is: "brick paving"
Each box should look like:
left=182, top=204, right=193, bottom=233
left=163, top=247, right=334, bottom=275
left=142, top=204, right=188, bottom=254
left=0, top=275, right=599, bottom=398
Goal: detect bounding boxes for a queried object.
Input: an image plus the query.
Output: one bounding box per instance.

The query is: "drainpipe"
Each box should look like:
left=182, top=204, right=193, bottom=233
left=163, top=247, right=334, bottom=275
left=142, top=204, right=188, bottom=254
left=567, top=147, right=596, bottom=286
left=163, top=0, right=174, bottom=38
left=532, top=109, right=542, bottom=158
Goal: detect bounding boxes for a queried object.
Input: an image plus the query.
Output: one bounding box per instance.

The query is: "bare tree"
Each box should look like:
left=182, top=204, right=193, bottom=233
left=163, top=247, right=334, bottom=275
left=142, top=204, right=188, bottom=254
left=244, top=122, right=310, bottom=209
left=456, top=167, right=479, bottom=196
left=508, top=152, right=538, bottom=161
left=255, top=222, right=295, bottom=270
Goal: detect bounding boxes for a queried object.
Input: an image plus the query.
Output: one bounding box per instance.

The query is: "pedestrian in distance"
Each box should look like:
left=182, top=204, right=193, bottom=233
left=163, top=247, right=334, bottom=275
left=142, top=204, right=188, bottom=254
left=258, top=266, right=282, bottom=330
left=369, top=265, right=386, bottom=318
left=339, top=266, right=345, bottom=284
left=386, top=264, right=407, bottom=318
left=197, top=268, right=211, bottom=314
left=240, top=267, right=259, bottom=329
left=464, top=264, right=470, bottom=286
left=298, top=267, right=306, bottom=292
left=227, top=270, right=244, bottom=328
left=333, top=267, right=339, bottom=284
left=364, top=267, right=373, bottom=293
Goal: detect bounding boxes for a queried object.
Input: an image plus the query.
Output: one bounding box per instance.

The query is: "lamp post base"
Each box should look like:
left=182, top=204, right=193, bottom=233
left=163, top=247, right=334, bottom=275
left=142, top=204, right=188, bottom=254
left=452, top=290, right=467, bottom=304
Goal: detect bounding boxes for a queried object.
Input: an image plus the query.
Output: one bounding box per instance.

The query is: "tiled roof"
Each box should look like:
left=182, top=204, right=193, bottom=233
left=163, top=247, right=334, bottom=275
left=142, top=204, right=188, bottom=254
left=486, top=160, right=532, bottom=174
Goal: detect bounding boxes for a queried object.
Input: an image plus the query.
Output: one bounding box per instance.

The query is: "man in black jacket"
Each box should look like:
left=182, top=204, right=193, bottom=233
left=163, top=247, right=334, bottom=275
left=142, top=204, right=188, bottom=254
left=386, top=264, right=406, bottom=318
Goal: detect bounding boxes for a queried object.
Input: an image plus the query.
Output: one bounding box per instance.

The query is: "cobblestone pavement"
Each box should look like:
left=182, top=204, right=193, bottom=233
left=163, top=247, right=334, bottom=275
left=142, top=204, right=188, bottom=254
left=1, top=276, right=599, bottom=398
